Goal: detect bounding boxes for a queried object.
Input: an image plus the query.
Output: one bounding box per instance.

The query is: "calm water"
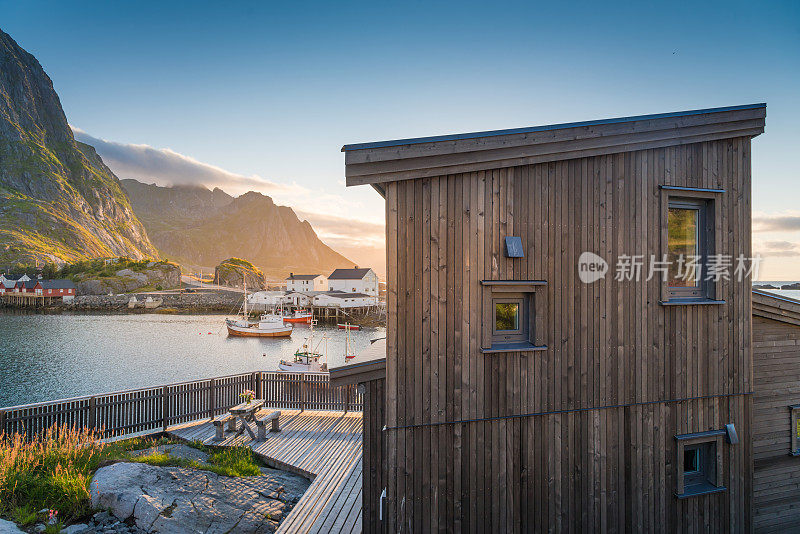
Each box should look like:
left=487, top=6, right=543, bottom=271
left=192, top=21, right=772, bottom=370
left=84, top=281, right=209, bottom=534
left=0, top=313, right=384, bottom=408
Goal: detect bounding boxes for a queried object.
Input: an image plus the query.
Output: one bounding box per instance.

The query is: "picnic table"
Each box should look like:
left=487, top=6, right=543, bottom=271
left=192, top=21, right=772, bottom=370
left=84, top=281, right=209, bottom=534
left=228, top=399, right=265, bottom=440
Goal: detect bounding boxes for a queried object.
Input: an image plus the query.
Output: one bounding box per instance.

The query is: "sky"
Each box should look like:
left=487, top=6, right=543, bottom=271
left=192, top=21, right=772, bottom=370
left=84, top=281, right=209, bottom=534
left=1, top=0, right=798, bottom=280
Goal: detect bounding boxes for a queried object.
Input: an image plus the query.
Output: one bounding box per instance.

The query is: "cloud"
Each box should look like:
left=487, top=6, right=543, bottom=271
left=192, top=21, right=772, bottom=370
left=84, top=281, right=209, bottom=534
left=72, top=126, right=301, bottom=197
left=753, top=214, right=800, bottom=233
left=754, top=240, right=800, bottom=257
left=71, top=126, right=387, bottom=274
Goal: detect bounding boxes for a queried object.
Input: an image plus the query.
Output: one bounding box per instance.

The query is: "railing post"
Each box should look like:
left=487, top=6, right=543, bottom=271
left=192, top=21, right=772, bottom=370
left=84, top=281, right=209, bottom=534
left=88, top=396, right=97, bottom=431
left=162, top=385, right=169, bottom=431
left=344, top=384, right=351, bottom=413
left=208, top=379, right=216, bottom=419
left=0, top=410, right=5, bottom=436
left=251, top=372, right=257, bottom=398
left=300, top=374, right=306, bottom=412
left=256, top=372, right=263, bottom=400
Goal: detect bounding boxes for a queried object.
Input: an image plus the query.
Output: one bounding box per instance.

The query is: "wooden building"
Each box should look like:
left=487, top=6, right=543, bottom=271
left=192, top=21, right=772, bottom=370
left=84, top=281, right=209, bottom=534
left=752, top=290, right=800, bottom=532
left=335, top=104, right=775, bottom=532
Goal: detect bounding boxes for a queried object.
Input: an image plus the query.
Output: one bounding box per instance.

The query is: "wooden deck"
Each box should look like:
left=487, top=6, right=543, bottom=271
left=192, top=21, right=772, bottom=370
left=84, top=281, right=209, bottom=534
left=167, top=409, right=362, bottom=533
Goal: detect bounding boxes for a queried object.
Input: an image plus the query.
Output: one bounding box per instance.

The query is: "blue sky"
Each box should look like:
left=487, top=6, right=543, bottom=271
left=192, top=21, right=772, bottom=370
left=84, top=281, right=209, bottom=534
left=1, top=0, right=798, bottom=278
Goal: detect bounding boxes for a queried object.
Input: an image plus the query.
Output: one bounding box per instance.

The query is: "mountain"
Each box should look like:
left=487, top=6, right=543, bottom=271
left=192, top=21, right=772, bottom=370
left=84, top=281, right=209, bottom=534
left=0, top=29, right=157, bottom=265
left=120, top=179, right=355, bottom=279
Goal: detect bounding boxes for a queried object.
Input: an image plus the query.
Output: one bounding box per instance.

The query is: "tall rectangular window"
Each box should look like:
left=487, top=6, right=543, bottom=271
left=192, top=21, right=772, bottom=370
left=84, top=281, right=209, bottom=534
left=790, top=405, right=800, bottom=456
left=666, top=197, right=714, bottom=300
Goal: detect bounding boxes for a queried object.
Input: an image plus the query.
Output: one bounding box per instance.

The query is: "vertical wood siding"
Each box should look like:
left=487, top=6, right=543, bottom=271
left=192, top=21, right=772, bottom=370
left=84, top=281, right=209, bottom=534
left=379, top=138, right=754, bottom=532
left=753, top=316, right=800, bottom=532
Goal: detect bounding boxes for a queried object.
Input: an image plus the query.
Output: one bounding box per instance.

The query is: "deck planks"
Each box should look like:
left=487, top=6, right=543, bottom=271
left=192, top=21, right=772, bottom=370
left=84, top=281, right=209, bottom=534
left=167, top=409, right=362, bottom=534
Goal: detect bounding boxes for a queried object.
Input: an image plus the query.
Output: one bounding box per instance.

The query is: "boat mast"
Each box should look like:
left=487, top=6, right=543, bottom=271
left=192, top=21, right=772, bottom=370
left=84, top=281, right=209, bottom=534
left=243, top=279, right=247, bottom=317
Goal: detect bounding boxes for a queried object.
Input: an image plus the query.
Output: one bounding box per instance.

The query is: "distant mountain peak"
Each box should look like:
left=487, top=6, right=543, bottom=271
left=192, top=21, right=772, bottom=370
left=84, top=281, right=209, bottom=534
left=120, top=178, right=354, bottom=278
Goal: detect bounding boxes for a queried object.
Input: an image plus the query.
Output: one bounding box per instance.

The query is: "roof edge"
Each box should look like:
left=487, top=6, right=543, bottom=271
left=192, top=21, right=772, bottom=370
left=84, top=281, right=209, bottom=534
left=342, top=103, right=766, bottom=152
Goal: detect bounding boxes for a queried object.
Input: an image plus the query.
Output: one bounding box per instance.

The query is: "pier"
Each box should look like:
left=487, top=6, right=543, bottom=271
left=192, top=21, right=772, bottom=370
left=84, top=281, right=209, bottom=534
left=0, top=372, right=363, bottom=533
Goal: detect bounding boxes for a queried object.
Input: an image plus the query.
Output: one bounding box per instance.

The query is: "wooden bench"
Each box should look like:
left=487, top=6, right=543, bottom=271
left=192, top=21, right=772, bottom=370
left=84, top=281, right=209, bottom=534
left=255, top=410, right=281, bottom=441
left=212, top=413, right=236, bottom=441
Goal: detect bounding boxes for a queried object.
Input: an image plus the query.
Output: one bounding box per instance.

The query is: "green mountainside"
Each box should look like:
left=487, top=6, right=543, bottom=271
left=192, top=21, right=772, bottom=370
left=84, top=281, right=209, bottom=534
left=120, top=179, right=355, bottom=279
left=0, top=28, right=158, bottom=266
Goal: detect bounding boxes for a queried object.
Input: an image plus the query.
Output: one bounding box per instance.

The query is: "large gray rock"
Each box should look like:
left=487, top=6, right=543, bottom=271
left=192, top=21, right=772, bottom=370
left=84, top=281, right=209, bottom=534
left=91, top=462, right=309, bottom=533
left=0, top=519, right=25, bottom=534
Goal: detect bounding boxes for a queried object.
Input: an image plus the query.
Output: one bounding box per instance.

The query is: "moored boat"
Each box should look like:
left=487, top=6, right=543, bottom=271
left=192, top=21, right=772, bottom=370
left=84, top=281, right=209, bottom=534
left=284, top=309, right=313, bottom=324
left=226, top=313, right=293, bottom=337
left=337, top=323, right=361, bottom=330
left=226, top=280, right=293, bottom=338
left=279, top=319, right=327, bottom=372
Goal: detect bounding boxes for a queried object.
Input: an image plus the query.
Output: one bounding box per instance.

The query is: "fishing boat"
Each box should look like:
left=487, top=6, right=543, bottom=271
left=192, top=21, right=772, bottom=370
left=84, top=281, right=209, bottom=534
left=279, top=320, right=327, bottom=372
left=284, top=309, right=313, bottom=324
left=337, top=323, right=361, bottom=330
left=226, top=281, right=293, bottom=338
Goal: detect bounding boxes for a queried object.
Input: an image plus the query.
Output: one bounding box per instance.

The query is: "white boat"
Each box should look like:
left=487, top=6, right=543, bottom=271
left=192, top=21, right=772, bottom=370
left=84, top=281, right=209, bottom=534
left=279, top=320, right=327, bottom=372
left=226, top=281, right=293, bottom=338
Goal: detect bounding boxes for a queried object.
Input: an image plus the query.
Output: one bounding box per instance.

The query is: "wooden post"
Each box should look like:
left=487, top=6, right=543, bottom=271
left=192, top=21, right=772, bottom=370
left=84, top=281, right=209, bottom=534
left=256, top=372, right=263, bottom=400
left=344, top=384, right=351, bottom=413
left=0, top=410, right=6, bottom=435
left=251, top=372, right=257, bottom=397
left=300, top=374, right=306, bottom=412
left=88, top=396, right=97, bottom=431
left=162, top=385, right=169, bottom=431
left=208, top=379, right=216, bottom=419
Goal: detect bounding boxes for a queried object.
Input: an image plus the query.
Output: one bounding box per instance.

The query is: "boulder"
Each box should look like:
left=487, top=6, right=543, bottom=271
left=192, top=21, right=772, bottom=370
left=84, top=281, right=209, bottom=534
left=0, top=519, right=25, bottom=534
left=91, top=462, right=309, bottom=533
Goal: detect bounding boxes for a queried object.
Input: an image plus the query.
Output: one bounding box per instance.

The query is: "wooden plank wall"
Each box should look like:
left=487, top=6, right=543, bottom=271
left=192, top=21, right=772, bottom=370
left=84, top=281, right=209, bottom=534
left=753, top=315, right=800, bottom=532
left=379, top=138, right=754, bottom=532
left=362, top=376, right=387, bottom=533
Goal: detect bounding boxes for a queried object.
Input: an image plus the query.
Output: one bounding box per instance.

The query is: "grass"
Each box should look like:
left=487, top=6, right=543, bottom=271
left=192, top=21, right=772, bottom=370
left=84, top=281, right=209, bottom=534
left=0, top=427, right=103, bottom=523
left=0, top=428, right=265, bottom=526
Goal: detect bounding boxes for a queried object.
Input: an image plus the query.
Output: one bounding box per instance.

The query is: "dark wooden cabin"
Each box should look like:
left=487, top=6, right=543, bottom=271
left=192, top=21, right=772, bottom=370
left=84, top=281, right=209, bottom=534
left=334, top=104, right=777, bottom=532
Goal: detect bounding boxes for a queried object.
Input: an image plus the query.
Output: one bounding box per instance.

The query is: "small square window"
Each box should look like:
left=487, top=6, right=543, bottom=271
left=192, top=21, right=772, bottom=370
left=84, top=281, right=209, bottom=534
left=481, top=281, right=547, bottom=353
left=491, top=297, right=528, bottom=345
left=675, top=430, right=726, bottom=498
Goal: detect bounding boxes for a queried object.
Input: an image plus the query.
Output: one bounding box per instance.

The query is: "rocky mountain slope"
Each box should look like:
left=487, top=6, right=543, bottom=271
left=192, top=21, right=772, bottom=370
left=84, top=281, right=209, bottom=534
left=121, top=179, right=354, bottom=279
left=0, top=29, right=158, bottom=265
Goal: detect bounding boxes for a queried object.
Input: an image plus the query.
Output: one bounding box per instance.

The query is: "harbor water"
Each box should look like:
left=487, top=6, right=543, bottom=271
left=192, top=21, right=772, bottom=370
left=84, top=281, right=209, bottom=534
left=0, top=312, right=384, bottom=408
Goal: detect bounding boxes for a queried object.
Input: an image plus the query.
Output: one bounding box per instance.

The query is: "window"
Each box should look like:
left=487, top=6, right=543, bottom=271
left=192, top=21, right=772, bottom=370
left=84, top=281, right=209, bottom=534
left=790, top=405, right=800, bottom=456
left=492, top=298, right=527, bottom=344
left=481, top=280, right=547, bottom=353
left=675, top=430, right=726, bottom=498
left=667, top=197, right=714, bottom=300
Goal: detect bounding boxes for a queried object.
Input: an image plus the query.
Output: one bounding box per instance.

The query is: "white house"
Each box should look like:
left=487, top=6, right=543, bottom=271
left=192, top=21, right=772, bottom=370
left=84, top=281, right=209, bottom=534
left=327, top=268, right=379, bottom=296
left=285, top=274, right=328, bottom=293
left=284, top=291, right=321, bottom=307
left=247, top=291, right=289, bottom=308
left=312, top=291, right=378, bottom=308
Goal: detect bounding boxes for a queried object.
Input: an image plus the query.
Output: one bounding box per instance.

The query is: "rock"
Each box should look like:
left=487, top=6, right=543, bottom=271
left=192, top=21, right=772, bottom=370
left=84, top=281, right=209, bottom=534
left=782, top=282, right=800, bottom=290
left=92, top=511, right=110, bottom=524
left=753, top=284, right=778, bottom=289
left=34, top=524, right=45, bottom=533
left=91, top=462, right=309, bottom=533
left=62, top=524, right=90, bottom=534
left=0, top=519, right=26, bottom=534
left=215, top=258, right=266, bottom=290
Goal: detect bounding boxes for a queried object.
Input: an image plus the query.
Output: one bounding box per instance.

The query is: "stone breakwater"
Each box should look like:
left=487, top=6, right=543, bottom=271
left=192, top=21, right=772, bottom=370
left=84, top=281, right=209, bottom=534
left=67, top=291, right=242, bottom=312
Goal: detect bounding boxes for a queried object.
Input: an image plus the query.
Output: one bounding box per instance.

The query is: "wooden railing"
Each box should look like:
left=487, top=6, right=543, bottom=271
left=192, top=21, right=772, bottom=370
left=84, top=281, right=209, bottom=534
left=0, top=372, right=361, bottom=440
